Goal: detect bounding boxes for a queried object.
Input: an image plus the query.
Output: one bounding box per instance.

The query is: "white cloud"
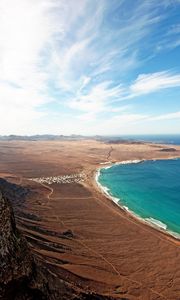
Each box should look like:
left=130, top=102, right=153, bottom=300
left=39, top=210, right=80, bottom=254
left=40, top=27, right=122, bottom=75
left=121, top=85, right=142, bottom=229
left=90, top=71, right=180, bottom=103
left=71, top=111, right=180, bottom=135
left=111, top=110, right=180, bottom=125
left=167, top=24, right=180, bottom=35
left=72, top=113, right=149, bottom=135
left=149, top=111, right=180, bottom=121
left=130, top=71, right=180, bottom=96
left=76, top=105, right=130, bottom=122
left=0, top=0, right=60, bottom=132
left=69, top=81, right=124, bottom=113
left=107, top=113, right=147, bottom=124
left=49, top=0, right=164, bottom=94
left=0, top=0, right=57, bottom=87
left=0, top=0, right=179, bottom=135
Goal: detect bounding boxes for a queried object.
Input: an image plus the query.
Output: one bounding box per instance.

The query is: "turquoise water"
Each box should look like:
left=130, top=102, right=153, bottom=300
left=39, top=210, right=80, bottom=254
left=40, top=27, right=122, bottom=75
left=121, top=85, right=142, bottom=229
left=98, top=159, right=180, bottom=237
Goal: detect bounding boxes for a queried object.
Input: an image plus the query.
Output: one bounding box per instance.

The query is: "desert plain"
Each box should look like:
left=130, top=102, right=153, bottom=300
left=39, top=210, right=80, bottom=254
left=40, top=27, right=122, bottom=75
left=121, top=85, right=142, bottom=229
left=0, top=139, right=180, bottom=300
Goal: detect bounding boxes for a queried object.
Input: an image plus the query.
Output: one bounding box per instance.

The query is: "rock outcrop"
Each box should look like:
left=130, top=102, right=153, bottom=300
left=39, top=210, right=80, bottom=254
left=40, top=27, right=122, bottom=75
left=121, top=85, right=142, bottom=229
left=0, top=190, right=115, bottom=300
left=0, top=190, right=50, bottom=300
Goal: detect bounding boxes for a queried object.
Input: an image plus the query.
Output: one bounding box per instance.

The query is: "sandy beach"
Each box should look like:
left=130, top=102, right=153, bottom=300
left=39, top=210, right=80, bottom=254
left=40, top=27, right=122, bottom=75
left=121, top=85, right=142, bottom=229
left=0, top=139, right=180, bottom=299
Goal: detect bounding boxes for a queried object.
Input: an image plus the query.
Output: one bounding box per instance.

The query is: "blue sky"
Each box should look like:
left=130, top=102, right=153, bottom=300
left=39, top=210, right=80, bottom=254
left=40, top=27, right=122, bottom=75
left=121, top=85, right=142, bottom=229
left=0, top=0, right=180, bottom=135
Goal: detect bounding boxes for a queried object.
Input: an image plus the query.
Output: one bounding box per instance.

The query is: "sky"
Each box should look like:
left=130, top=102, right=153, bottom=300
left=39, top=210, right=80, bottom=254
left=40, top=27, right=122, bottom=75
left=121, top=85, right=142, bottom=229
left=0, top=0, right=180, bottom=136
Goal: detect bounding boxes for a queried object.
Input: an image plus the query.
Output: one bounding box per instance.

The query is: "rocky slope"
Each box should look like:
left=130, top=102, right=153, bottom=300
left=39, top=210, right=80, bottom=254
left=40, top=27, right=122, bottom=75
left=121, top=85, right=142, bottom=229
left=0, top=190, right=50, bottom=300
left=0, top=189, right=115, bottom=300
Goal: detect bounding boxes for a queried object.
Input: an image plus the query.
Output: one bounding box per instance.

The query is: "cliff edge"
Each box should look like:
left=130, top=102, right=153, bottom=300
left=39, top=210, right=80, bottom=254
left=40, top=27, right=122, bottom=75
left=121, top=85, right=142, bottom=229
left=0, top=190, right=51, bottom=300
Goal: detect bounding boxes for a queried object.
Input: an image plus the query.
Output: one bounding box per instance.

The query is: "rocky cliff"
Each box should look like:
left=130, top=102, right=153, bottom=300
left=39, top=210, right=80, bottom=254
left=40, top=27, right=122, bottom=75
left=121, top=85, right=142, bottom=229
left=0, top=190, right=50, bottom=300
left=0, top=190, right=115, bottom=300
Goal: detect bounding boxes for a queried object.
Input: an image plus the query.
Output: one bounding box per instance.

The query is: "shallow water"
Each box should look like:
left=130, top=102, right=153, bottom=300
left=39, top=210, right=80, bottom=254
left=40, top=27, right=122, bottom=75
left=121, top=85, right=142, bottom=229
left=98, top=159, right=180, bottom=236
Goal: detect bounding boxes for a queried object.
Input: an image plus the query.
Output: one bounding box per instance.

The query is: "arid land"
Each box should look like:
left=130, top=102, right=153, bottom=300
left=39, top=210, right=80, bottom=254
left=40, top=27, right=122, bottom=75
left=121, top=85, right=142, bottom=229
left=0, top=139, right=180, bottom=300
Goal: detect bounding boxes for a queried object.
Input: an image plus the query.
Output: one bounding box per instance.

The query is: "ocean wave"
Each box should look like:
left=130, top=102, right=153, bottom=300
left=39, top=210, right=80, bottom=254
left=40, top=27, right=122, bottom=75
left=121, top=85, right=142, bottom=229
left=98, top=185, right=120, bottom=204
left=95, top=171, right=120, bottom=204
left=98, top=159, right=146, bottom=174
left=111, top=196, right=119, bottom=203
left=168, top=230, right=180, bottom=239
left=145, top=218, right=180, bottom=239
left=123, top=206, right=129, bottom=211
left=116, top=159, right=145, bottom=165
left=145, top=217, right=167, bottom=230
left=95, top=170, right=109, bottom=194
left=95, top=169, right=100, bottom=182
left=102, top=186, right=110, bottom=194
left=103, top=165, right=112, bottom=169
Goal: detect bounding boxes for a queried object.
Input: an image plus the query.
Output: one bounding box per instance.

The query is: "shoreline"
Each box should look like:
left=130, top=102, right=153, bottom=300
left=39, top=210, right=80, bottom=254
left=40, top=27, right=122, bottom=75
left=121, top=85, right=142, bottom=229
left=94, top=157, right=180, bottom=241
left=1, top=139, right=180, bottom=298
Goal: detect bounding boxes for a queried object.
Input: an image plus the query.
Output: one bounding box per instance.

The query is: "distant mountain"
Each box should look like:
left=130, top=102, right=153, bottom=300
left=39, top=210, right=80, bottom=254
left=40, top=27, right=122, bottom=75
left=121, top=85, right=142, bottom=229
left=0, top=134, right=89, bottom=141
left=0, top=134, right=147, bottom=143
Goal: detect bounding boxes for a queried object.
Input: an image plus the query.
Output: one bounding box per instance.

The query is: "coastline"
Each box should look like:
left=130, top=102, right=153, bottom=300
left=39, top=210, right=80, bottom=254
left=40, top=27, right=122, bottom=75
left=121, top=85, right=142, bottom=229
left=1, top=139, right=180, bottom=298
left=94, top=157, right=180, bottom=241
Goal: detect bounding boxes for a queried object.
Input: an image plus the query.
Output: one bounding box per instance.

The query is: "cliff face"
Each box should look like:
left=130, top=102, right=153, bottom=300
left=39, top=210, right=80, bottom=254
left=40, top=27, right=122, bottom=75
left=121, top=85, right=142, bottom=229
left=0, top=190, right=115, bottom=300
left=0, top=190, right=49, bottom=300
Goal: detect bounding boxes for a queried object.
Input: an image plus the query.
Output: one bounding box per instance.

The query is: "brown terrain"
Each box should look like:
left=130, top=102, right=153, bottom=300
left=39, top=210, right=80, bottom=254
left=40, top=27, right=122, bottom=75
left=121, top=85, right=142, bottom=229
left=0, top=139, right=180, bottom=300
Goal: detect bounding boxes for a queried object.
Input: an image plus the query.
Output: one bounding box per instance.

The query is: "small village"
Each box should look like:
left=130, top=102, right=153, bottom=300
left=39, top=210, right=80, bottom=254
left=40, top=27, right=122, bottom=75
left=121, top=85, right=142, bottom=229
left=30, top=173, right=86, bottom=185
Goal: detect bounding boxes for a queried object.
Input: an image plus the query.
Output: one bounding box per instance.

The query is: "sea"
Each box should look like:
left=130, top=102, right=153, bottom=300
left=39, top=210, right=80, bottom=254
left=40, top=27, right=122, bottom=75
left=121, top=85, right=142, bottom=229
left=108, top=134, right=180, bottom=145
left=98, top=135, right=180, bottom=238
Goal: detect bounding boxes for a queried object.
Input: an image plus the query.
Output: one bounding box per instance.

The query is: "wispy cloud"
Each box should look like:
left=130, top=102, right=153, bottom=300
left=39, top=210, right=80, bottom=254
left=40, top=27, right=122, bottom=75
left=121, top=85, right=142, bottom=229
left=156, top=18, right=180, bottom=52
left=167, top=24, right=180, bottom=35
left=86, top=71, right=180, bottom=104
left=47, top=0, right=167, bottom=96
left=76, top=110, right=180, bottom=135
left=69, top=81, right=124, bottom=113
left=0, top=0, right=59, bottom=129
left=149, top=111, right=180, bottom=121
left=0, top=0, right=180, bottom=134
left=129, top=71, right=180, bottom=96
